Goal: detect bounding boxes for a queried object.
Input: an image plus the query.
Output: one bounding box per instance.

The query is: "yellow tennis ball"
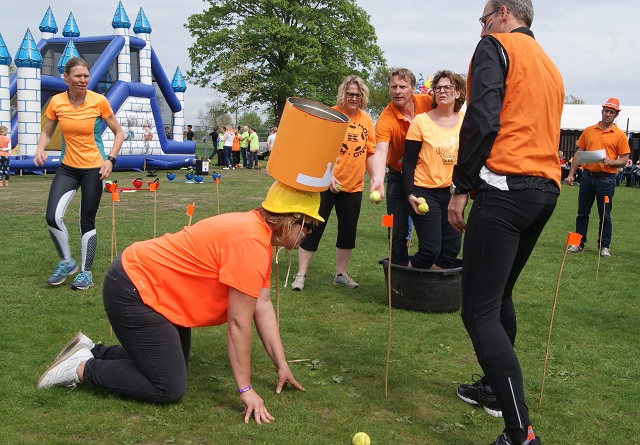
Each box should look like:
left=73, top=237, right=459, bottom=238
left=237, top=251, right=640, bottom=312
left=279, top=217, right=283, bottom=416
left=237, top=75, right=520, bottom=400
left=418, top=202, right=429, bottom=214
left=335, top=183, right=342, bottom=192
left=417, top=197, right=426, bottom=204
left=352, top=432, right=371, bottom=445
left=370, top=191, right=381, bottom=202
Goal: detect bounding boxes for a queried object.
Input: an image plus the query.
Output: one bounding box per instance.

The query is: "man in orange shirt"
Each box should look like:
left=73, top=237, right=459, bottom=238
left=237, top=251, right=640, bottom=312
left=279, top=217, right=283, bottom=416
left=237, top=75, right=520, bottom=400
left=370, top=68, right=432, bottom=265
left=565, top=98, right=630, bottom=257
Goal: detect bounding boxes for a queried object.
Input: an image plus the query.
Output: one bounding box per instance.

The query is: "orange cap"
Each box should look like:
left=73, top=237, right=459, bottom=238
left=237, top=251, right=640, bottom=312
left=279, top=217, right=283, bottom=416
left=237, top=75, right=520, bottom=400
left=602, top=98, right=620, bottom=111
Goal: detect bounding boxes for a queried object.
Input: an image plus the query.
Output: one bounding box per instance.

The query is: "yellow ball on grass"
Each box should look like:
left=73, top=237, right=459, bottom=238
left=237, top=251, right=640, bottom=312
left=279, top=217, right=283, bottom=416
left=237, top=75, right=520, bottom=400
left=352, top=432, right=371, bottom=445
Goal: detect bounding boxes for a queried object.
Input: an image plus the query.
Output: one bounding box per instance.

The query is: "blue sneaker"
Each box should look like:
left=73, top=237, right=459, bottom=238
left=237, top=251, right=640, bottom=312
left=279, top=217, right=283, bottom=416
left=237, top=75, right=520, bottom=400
left=71, top=271, right=94, bottom=290
left=46, top=259, right=79, bottom=286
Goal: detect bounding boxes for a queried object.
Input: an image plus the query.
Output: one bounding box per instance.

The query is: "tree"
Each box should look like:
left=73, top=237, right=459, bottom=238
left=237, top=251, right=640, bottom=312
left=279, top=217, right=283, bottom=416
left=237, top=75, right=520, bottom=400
left=185, top=0, right=386, bottom=124
left=197, top=99, right=231, bottom=130
left=238, top=110, right=263, bottom=132
left=366, top=65, right=392, bottom=121
left=565, top=94, right=585, bottom=104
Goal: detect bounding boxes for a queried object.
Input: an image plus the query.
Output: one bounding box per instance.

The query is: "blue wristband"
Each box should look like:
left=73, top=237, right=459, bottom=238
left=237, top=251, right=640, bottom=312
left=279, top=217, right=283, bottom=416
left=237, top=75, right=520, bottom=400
left=237, top=384, right=252, bottom=394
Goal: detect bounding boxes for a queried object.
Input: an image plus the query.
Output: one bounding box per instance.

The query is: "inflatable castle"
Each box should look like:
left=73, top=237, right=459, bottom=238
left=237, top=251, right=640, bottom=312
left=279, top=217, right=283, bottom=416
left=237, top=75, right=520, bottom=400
left=0, top=2, right=196, bottom=173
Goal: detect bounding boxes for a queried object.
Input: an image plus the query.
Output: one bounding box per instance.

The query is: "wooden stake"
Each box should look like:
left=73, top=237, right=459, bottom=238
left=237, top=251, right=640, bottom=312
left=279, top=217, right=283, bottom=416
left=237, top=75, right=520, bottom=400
left=596, top=196, right=609, bottom=281
left=384, top=220, right=394, bottom=398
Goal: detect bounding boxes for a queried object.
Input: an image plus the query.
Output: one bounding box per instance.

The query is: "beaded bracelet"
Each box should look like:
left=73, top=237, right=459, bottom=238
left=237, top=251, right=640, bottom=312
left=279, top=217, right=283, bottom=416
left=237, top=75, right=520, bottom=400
left=237, top=384, right=252, bottom=394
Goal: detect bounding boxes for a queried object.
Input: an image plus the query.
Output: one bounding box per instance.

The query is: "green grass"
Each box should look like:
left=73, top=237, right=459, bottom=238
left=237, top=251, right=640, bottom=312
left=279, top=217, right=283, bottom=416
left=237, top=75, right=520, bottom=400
left=1, top=169, right=638, bottom=444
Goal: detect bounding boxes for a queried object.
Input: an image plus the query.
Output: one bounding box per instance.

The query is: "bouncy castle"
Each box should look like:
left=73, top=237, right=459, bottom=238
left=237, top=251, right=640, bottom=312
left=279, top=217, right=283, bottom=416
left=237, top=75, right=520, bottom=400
left=0, top=2, right=196, bottom=173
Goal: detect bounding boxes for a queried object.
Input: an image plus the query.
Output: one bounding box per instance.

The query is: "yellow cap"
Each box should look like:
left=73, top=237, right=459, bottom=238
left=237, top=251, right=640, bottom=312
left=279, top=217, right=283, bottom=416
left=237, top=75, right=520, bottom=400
left=262, top=181, right=324, bottom=222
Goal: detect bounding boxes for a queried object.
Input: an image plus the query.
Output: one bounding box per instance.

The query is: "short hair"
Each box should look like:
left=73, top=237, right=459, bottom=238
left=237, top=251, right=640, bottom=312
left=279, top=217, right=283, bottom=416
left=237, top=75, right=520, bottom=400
left=388, top=68, right=417, bottom=89
left=271, top=127, right=278, bottom=132
left=430, top=70, right=467, bottom=112
left=336, top=75, right=370, bottom=110
left=187, top=125, right=192, bottom=128
left=64, top=57, right=90, bottom=75
left=489, top=0, right=534, bottom=27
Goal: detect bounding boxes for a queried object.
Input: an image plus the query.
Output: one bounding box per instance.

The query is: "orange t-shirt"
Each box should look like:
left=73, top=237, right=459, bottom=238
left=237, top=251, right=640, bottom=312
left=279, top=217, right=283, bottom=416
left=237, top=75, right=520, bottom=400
left=406, top=111, right=464, bottom=188
left=0, top=135, right=10, bottom=157
left=232, top=134, right=240, bottom=152
left=577, top=123, right=631, bottom=174
left=332, top=106, right=375, bottom=192
left=121, top=210, right=273, bottom=327
left=375, top=94, right=433, bottom=172
left=45, top=90, right=114, bottom=169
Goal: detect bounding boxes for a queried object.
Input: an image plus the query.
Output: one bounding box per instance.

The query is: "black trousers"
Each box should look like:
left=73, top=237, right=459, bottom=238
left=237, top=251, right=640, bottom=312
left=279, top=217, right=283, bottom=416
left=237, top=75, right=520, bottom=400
left=461, top=189, right=557, bottom=432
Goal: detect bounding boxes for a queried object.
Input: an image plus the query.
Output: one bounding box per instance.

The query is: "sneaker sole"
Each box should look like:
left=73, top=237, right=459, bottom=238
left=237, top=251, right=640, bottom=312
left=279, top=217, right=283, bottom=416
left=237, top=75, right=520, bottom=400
left=53, top=332, right=90, bottom=363
left=333, top=283, right=358, bottom=288
left=71, top=282, right=94, bottom=290
left=457, top=391, right=480, bottom=406
left=47, top=264, right=80, bottom=286
left=483, top=406, right=503, bottom=418
left=38, top=344, right=87, bottom=389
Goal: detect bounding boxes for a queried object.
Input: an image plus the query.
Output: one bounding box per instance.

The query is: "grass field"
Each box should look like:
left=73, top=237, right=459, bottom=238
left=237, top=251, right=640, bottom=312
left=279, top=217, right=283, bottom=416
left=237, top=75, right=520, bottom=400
left=0, top=167, right=638, bottom=445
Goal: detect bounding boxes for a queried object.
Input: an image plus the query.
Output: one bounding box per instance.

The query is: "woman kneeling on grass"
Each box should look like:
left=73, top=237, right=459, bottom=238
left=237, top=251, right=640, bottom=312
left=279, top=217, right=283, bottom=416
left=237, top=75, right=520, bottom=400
left=38, top=181, right=321, bottom=424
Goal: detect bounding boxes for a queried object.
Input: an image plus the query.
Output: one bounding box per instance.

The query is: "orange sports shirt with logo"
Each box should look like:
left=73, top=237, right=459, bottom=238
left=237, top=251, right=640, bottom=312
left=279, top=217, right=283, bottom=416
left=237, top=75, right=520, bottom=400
left=332, top=105, right=375, bottom=192
left=121, top=210, right=272, bottom=327
left=45, top=90, right=114, bottom=169
left=375, top=94, right=433, bottom=173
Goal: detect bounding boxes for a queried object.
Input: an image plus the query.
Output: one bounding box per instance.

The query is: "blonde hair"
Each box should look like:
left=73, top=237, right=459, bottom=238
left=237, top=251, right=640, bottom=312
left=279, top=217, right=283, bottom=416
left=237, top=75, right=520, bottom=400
left=0, top=125, right=7, bottom=136
left=336, top=75, right=370, bottom=110
left=257, top=208, right=316, bottom=242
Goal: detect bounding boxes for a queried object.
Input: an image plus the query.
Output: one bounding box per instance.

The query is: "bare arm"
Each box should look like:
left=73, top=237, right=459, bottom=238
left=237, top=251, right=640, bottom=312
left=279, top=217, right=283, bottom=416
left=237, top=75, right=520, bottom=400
left=227, top=287, right=273, bottom=424
left=368, top=141, right=389, bottom=201
left=565, top=148, right=584, bottom=186
left=253, top=288, right=304, bottom=393
left=34, top=120, right=57, bottom=166
left=99, top=115, right=125, bottom=179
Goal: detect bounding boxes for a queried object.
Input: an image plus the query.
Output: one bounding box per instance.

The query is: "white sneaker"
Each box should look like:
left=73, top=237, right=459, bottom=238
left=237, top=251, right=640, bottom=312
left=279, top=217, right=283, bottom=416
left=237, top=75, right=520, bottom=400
left=54, top=332, right=95, bottom=363
left=291, top=273, right=306, bottom=291
left=600, top=247, right=611, bottom=258
left=38, top=344, right=92, bottom=389
left=567, top=245, right=583, bottom=253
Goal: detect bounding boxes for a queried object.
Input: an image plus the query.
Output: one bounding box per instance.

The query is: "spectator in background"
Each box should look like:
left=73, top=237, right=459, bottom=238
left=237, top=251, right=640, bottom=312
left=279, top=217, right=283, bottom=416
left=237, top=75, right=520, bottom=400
left=222, top=126, right=235, bottom=170
left=240, top=125, right=250, bottom=168
left=266, top=127, right=278, bottom=153
left=232, top=128, right=241, bottom=168
left=0, top=125, right=11, bottom=187
left=565, top=97, right=630, bottom=257
left=164, top=125, right=172, bottom=140
left=186, top=125, right=195, bottom=142
left=248, top=128, right=260, bottom=169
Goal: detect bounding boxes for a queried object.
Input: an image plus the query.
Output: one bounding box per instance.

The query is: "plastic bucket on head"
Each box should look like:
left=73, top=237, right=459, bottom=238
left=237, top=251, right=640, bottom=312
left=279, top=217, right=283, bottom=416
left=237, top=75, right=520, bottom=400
left=267, top=97, right=349, bottom=192
left=378, top=257, right=463, bottom=313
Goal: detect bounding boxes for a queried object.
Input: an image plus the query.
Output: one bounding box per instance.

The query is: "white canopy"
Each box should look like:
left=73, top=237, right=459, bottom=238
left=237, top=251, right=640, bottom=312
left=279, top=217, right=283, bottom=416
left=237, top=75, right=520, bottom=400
left=561, top=104, right=640, bottom=134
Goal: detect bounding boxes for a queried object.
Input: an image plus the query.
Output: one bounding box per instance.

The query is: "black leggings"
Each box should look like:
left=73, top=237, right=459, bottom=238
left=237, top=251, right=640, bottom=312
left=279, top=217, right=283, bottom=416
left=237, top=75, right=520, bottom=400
left=300, top=190, right=362, bottom=252
left=0, top=156, right=9, bottom=180
left=461, top=189, right=557, bottom=433
left=45, top=164, right=103, bottom=271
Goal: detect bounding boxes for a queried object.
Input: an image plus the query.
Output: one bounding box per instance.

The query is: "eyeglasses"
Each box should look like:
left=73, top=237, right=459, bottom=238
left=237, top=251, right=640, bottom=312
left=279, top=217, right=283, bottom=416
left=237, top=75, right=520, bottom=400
left=433, top=85, right=456, bottom=93
left=296, top=220, right=314, bottom=231
left=346, top=92, right=361, bottom=99
left=479, top=7, right=501, bottom=28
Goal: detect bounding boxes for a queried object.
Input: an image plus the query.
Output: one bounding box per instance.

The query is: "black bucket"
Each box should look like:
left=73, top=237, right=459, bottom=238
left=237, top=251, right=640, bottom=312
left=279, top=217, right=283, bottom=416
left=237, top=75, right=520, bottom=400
left=378, top=257, right=462, bottom=313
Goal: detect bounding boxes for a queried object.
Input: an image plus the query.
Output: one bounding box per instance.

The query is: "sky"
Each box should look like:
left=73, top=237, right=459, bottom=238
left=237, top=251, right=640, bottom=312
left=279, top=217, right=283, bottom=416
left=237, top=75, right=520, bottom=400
left=2, top=0, right=639, bottom=126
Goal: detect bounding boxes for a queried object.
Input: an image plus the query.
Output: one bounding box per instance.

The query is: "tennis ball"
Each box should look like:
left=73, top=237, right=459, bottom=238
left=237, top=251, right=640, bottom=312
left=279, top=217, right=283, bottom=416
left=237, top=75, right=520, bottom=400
left=335, top=183, right=342, bottom=192
left=418, top=202, right=429, bottom=214
left=370, top=191, right=381, bottom=202
left=352, top=432, right=371, bottom=445
left=417, top=197, right=426, bottom=204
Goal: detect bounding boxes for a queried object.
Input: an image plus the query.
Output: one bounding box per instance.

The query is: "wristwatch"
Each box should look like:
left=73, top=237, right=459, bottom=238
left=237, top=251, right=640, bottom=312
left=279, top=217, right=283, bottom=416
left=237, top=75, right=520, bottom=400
left=450, top=184, right=466, bottom=195
left=106, top=156, right=117, bottom=166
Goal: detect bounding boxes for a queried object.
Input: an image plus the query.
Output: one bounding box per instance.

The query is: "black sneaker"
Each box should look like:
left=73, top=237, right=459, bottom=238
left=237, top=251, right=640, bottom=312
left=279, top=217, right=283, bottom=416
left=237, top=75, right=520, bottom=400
left=488, top=431, right=541, bottom=445
left=457, top=374, right=503, bottom=417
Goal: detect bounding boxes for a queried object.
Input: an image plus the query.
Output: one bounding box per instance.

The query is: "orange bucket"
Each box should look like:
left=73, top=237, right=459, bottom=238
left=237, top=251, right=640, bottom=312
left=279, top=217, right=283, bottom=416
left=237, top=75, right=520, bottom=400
left=267, top=97, right=349, bottom=192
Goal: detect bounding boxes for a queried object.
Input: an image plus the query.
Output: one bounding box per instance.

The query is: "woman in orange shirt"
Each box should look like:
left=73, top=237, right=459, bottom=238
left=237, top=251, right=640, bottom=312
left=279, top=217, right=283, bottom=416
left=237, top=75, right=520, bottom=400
left=38, top=181, right=320, bottom=425
left=34, top=57, right=124, bottom=290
